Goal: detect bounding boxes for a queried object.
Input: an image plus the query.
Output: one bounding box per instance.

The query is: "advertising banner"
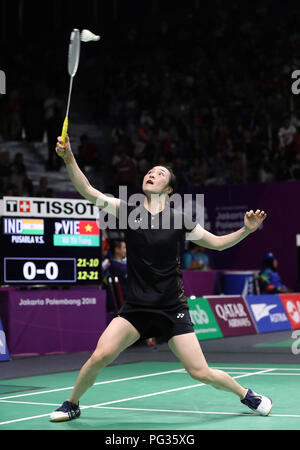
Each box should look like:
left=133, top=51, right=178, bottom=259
left=246, top=295, right=291, bottom=333
left=0, top=287, right=107, bottom=355
left=206, top=296, right=257, bottom=337
left=187, top=297, right=223, bottom=340
left=1, top=196, right=99, bottom=218
left=279, top=293, right=300, bottom=329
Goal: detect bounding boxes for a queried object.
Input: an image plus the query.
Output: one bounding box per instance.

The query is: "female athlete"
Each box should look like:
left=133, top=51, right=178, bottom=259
left=50, top=135, right=272, bottom=421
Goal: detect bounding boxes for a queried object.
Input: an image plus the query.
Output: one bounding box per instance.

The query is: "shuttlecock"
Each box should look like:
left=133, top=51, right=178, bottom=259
left=81, top=29, right=101, bottom=42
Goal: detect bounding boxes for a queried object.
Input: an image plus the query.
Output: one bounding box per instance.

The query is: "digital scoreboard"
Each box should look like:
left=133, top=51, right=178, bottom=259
left=0, top=196, right=102, bottom=285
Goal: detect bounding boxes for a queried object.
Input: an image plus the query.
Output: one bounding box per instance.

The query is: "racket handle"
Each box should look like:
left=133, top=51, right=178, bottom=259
left=61, top=116, right=68, bottom=146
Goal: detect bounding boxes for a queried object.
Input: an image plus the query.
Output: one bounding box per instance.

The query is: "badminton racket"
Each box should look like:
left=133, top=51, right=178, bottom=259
left=61, top=28, right=81, bottom=147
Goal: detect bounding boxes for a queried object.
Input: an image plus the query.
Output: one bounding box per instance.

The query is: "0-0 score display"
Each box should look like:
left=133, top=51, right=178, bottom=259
left=4, top=258, right=76, bottom=283
left=0, top=216, right=102, bottom=285
left=4, top=257, right=100, bottom=283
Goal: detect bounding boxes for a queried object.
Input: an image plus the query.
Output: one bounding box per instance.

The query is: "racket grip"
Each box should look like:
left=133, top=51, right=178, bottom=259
left=61, top=117, right=68, bottom=146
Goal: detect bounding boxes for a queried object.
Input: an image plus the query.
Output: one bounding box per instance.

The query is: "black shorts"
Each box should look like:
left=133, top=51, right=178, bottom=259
left=118, top=303, right=195, bottom=342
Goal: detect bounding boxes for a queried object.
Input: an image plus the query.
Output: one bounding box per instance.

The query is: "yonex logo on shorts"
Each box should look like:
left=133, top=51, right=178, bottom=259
left=177, top=313, right=185, bottom=319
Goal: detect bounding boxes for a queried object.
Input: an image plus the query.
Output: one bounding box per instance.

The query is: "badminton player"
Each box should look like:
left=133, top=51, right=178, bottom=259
left=50, top=135, right=272, bottom=422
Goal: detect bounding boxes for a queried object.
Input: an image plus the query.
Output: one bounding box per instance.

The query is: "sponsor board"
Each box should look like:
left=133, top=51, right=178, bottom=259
left=206, top=296, right=257, bottom=337
left=246, top=295, right=291, bottom=333
left=187, top=296, right=223, bottom=340
left=279, top=293, right=300, bottom=329
left=2, top=197, right=99, bottom=218
left=2, top=289, right=107, bottom=354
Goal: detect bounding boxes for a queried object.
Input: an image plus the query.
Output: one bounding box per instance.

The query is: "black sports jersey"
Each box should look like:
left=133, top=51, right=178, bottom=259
left=119, top=202, right=195, bottom=309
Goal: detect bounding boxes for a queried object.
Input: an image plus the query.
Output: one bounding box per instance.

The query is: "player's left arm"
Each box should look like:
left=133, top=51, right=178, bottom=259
left=186, top=209, right=267, bottom=251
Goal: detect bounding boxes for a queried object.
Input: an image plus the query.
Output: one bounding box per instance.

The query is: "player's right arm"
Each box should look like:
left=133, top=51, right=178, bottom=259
left=55, top=135, right=120, bottom=217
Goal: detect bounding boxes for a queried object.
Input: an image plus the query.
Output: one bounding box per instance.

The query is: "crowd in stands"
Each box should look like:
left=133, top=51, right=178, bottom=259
left=1, top=1, right=300, bottom=196
left=101, top=2, right=300, bottom=191
left=0, top=147, right=56, bottom=197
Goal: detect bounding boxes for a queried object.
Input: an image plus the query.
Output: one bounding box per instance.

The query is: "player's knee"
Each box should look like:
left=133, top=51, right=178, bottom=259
left=188, top=366, right=213, bottom=384
left=90, top=347, right=116, bottom=368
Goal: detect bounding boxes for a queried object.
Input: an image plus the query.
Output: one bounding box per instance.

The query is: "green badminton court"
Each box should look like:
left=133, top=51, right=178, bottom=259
left=0, top=361, right=299, bottom=430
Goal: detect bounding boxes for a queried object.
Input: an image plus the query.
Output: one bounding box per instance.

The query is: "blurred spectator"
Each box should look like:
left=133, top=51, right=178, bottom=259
left=272, top=146, right=291, bottom=180
left=135, top=150, right=151, bottom=186
left=35, top=176, right=54, bottom=197
left=183, top=242, right=211, bottom=270
left=173, top=156, right=190, bottom=187
left=77, top=134, right=101, bottom=171
left=189, top=157, right=208, bottom=187
left=278, top=117, right=297, bottom=164
left=3, top=184, right=17, bottom=196
left=278, top=117, right=297, bottom=149
left=22, top=82, right=45, bottom=141
left=4, top=90, right=23, bottom=140
left=0, top=151, right=12, bottom=194
left=230, top=151, right=246, bottom=184
left=114, top=151, right=137, bottom=190
left=109, top=239, right=127, bottom=300
left=259, top=252, right=292, bottom=294
left=258, top=146, right=274, bottom=183
left=290, top=128, right=300, bottom=179
left=205, top=151, right=228, bottom=185
left=44, top=88, right=63, bottom=171
left=10, top=152, right=33, bottom=196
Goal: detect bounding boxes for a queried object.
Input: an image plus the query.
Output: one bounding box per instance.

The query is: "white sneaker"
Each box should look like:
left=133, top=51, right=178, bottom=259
left=50, top=401, right=81, bottom=422
left=241, top=389, right=273, bottom=416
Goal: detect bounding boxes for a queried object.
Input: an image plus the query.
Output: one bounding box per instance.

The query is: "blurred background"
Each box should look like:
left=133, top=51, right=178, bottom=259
left=1, top=0, right=300, bottom=291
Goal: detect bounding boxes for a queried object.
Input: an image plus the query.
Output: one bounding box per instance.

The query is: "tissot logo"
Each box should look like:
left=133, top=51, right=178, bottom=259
left=3, top=197, right=98, bottom=219
left=5, top=199, right=31, bottom=213
left=19, top=200, right=31, bottom=213
left=5, top=199, right=18, bottom=213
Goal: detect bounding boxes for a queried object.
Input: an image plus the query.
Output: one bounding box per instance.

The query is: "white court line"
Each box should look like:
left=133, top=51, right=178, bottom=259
left=0, top=400, right=60, bottom=407
left=0, top=412, right=59, bottom=425
left=249, top=373, right=300, bottom=376
left=0, top=365, right=298, bottom=402
left=215, top=372, right=300, bottom=376
left=0, top=368, right=185, bottom=401
left=0, top=368, right=273, bottom=426
left=211, top=366, right=300, bottom=371
left=96, top=406, right=300, bottom=419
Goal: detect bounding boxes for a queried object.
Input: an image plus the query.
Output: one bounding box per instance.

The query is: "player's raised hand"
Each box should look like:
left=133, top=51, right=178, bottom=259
left=244, top=209, right=267, bottom=233
left=55, top=134, right=73, bottom=162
